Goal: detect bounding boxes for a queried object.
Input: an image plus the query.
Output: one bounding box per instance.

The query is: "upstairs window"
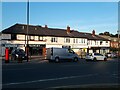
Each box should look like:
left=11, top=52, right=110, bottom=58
left=81, top=39, right=83, bottom=43
left=83, top=39, right=85, bottom=43
left=39, top=36, right=43, bottom=41
left=106, top=41, right=108, bottom=43
left=64, top=38, right=70, bottom=43
left=87, top=41, right=89, bottom=45
left=30, top=36, right=35, bottom=41
left=11, top=34, right=17, bottom=40
left=100, top=41, right=103, bottom=45
left=51, top=37, right=58, bottom=42
left=76, top=39, right=78, bottom=43
left=73, top=38, right=75, bottom=43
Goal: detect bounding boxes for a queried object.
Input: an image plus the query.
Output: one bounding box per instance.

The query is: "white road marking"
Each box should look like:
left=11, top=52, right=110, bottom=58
left=50, top=83, right=119, bottom=89
left=3, top=73, right=99, bottom=86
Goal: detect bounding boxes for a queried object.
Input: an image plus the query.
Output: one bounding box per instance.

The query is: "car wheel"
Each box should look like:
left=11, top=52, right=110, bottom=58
left=55, top=57, right=59, bottom=63
left=93, top=57, right=97, bottom=61
left=73, top=57, right=78, bottom=62
left=104, top=58, right=107, bottom=61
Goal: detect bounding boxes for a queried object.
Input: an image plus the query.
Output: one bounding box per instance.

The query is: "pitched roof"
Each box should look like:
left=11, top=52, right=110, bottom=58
left=83, top=32, right=109, bottom=41
left=2, top=23, right=109, bottom=41
left=2, top=23, right=86, bottom=38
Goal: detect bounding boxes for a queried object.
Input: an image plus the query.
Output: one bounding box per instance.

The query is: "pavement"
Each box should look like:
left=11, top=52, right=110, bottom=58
left=1, top=55, right=48, bottom=65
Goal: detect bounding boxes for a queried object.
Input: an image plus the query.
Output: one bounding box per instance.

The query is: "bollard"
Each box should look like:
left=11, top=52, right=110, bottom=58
left=5, top=47, right=9, bottom=63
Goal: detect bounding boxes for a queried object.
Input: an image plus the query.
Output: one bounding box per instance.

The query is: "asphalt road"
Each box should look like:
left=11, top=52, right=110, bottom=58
left=2, top=58, right=120, bottom=90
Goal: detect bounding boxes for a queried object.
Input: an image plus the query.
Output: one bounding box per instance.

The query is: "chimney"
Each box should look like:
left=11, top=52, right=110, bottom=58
left=45, top=25, right=48, bottom=28
left=67, top=26, right=70, bottom=33
left=92, top=30, right=95, bottom=36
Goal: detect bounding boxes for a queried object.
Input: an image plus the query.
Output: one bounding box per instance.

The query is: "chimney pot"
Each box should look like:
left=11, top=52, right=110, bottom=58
left=45, top=25, right=48, bottom=28
left=67, top=26, right=70, bottom=33
left=92, top=30, right=95, bottom=36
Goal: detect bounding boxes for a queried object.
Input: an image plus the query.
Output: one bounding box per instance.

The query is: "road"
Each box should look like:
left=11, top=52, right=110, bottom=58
left=2, top=58, right=120, bottom=90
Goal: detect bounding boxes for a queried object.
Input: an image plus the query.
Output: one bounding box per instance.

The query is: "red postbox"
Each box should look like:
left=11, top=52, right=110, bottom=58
left=5, top=47, right=9, bottom=63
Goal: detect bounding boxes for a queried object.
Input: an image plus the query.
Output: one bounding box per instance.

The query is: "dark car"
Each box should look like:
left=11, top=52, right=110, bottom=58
left=11, top=49, right=27, bottom=61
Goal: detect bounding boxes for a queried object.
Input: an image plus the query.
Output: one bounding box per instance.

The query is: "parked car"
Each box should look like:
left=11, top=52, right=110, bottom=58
left=46, top=47, right=79, bottom=62
left=105, top=52, right=117, bottom=58
left=85, top=53, right=107, bottom=61
left=105, top=53, right=112, bottom=58
left=11, top=49, right=27, bottom=61
left=111, top=52, right=118, bottom=58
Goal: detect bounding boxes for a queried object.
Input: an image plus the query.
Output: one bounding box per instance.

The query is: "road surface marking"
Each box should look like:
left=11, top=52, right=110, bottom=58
left=50, top=83, right=119, bottom=89
left=3, top=73, right=99, bottom=86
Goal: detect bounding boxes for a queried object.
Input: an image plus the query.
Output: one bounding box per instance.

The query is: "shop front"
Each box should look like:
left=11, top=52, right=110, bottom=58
left=29, top=44, right=46, bottom=56
left=88, top=47, right=109, bottom=54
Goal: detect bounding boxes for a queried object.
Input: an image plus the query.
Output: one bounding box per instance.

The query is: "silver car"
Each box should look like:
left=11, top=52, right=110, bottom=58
left=86, top=53, right=107, bottom=61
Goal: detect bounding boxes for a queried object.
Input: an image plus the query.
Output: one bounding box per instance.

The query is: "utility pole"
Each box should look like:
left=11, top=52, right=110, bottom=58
left=26, top=0, right=29, bottom=62
left=117, top=30, right=120, bottom=59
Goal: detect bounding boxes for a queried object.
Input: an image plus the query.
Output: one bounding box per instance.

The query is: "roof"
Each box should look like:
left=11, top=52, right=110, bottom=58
left=99, top=35, right=118, bottom=41
left=82, top=32, right=109, bottom=41
left=2, top=23, right=109, bottom=41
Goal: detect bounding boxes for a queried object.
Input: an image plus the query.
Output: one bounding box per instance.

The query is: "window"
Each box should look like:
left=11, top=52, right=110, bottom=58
left=90, top=41, right=92, bottom=45
left=51, top=37, right=57, bottom=42
left=78, top=39, right=81, bottom=43
left=76, top=39, right=78, bottom=43
left=73, top=38, right=75, bottom=43
left=100, top=41, right=103, bottom=45
left=30, top=36, right=35, bottom=40
left=64, top=38, right=70, bottom=43
left=83, top=39, right=85, bottom=43
left=96, top=41, right=98, bottom=45
left=39, top=36, right=43, bottom=41
left=81, top=39, right=83, bottom=43
left=87, top=41, right=89, bottom=45
left=11, top=34, right=17, bottom=40
left=95, top=41, right=96, bottom=45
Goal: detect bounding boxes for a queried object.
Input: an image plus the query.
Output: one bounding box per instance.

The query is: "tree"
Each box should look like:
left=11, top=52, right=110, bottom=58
left=99, top=33, right=104, bottom=35
left=104, top=32, right=110, bottom=36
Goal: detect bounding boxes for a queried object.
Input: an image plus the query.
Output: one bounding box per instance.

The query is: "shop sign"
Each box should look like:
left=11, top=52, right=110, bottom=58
left=29, top=44, right=45, bottom=47
left=4, top=44, right=18, bottom=47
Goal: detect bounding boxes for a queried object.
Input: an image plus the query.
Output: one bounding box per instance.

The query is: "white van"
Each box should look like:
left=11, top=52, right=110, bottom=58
left=46, top=47, right=79, bottom=62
